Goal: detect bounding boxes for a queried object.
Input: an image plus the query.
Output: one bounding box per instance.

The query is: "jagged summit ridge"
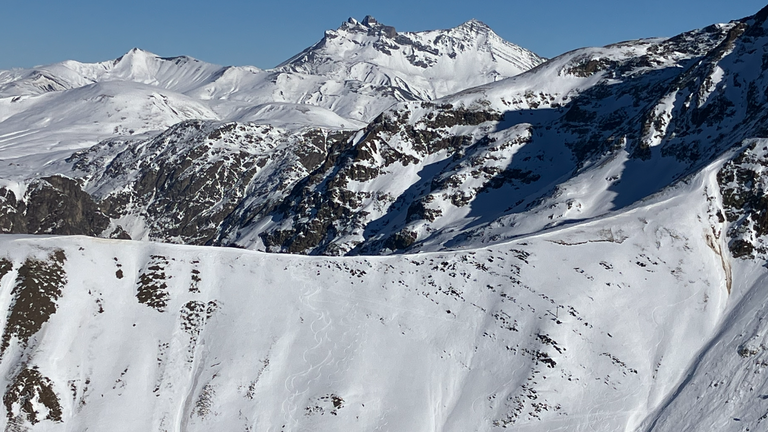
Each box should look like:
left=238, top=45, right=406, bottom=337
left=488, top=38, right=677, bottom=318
left=361, top=15, right=378, bottom=26
left=336, top=15, right=397, bottom=38
left=339, top=15, right=492, bottom=36
left=279, top=15, right=545, bottom=102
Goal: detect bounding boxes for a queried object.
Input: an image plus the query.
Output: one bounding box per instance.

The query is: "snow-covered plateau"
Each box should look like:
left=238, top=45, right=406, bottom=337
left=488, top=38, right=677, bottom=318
left=2, top=6, right=768, bottom=431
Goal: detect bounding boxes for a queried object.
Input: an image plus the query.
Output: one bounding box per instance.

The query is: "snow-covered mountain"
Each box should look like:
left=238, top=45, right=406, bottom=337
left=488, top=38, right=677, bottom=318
left=42, top=9, right=766, bottom=259
left=2, top=4, right=768, bottom=431
left=0, top=17, right=542, bottom=173
left=278, top=16, right=543, bottom=111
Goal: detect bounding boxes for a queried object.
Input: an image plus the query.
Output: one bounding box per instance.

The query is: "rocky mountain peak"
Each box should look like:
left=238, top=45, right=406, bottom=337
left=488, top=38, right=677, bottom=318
left=339, top=15, right=397, bottom=38
left=362, top=15, right=378, bottom=27
left=456, top=18, right=491, bottom=33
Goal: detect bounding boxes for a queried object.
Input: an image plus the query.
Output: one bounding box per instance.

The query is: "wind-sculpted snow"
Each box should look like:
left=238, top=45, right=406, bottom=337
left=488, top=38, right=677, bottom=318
left=0, top=49, right=227, bottom=98
left=0, top=80, right=220, bottom=173
left=0, top=174, right=733, bottom=430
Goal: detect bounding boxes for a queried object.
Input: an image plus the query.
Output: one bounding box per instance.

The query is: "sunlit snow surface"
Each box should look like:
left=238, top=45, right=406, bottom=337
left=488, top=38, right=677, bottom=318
left=0, top=162, right=736, bottom=430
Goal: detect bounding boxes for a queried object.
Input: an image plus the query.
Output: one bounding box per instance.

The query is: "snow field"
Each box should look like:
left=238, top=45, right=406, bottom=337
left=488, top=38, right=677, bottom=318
left=0, top=163, right=734, bottom=430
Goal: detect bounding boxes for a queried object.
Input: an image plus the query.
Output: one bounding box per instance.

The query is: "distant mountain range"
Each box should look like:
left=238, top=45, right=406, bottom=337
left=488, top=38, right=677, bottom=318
left=0, top=16, right=542, bottom=165
left=2, top=7, right=768, bottom=431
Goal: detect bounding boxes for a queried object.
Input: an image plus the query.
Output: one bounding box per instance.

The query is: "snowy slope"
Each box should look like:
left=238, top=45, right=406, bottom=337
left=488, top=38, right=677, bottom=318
left=0, top=81, right=219, bottom=164
left=0, top=158, right=733, bottom=430
left=637, top=254, right=768, bottom=431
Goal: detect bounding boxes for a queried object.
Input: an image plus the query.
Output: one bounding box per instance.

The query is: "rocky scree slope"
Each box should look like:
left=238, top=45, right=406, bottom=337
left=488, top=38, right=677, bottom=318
left=67, top=121, right=355, bottom=245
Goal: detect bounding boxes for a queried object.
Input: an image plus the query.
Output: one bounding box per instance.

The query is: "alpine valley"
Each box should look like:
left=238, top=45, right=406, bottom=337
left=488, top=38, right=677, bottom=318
left=1, top=6, right=768, bottom=431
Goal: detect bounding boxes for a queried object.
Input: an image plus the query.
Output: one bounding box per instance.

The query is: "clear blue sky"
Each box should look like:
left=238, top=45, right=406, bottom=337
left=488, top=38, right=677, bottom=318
left=1, top=1, right=766, bottom=70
